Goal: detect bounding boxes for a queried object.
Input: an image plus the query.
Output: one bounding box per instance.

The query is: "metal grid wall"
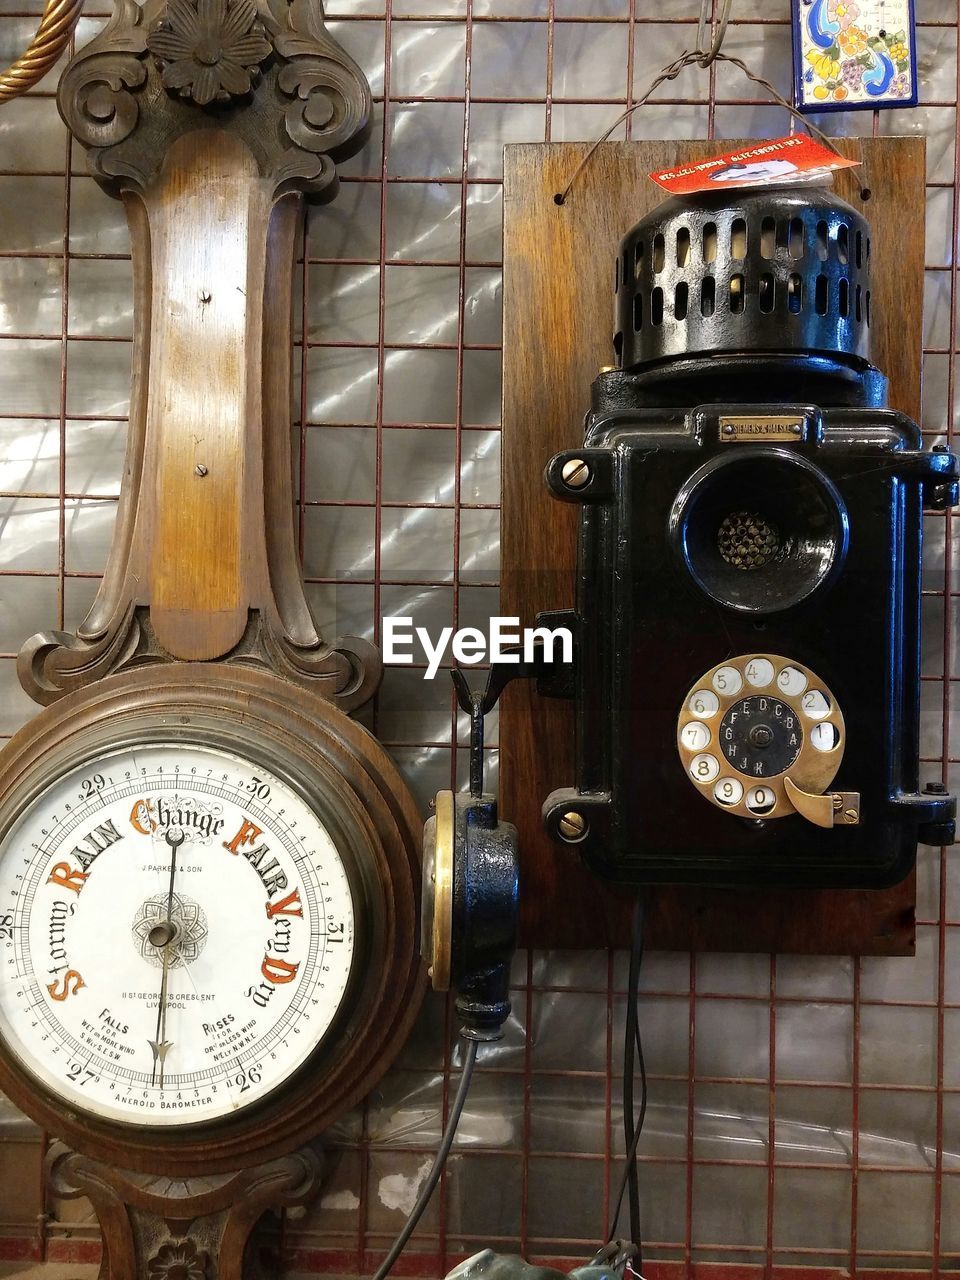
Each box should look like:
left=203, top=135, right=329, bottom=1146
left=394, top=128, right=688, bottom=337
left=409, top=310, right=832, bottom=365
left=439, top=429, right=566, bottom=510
left=0, top=0, right=958, bottom=1273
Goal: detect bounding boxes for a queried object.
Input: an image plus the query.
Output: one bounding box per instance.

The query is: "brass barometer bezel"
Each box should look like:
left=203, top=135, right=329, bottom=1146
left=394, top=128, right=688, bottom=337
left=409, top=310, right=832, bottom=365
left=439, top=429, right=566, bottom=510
left=0, top=663, right=424, bottom=1177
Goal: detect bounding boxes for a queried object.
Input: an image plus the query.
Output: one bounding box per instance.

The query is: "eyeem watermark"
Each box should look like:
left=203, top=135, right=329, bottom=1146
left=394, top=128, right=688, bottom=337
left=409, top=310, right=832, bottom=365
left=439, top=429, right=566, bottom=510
left=383, top=616, right=573, bottom=680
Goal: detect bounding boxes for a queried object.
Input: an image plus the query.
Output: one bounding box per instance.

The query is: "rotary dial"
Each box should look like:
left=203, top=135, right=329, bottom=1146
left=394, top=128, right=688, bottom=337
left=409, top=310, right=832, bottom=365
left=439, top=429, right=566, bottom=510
left=0, top=742, right=356, bottom=1127
left=677, top=655, right=854, bottom=824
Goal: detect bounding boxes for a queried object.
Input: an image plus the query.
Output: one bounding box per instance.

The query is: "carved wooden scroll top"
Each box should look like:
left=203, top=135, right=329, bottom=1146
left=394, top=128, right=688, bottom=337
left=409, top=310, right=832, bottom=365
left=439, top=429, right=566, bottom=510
left=20, top=0, right=378, bottom=711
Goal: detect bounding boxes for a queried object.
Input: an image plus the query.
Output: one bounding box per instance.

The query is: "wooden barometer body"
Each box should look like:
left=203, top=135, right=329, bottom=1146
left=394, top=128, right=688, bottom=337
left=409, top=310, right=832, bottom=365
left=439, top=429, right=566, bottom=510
left=0, top=0, right=424, bottom=1271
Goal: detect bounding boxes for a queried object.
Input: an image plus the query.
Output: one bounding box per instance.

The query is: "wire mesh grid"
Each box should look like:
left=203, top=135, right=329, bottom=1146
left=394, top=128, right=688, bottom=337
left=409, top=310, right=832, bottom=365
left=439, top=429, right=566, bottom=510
left=0, top=0, right=958, bottom=1274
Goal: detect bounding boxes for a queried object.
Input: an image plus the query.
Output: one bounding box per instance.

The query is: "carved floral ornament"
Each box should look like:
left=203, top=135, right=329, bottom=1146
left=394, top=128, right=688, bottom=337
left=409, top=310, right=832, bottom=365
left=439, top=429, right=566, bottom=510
left=147, top=1239, right=209, bottom=1280
left=57, top=0, right=372, bottom=196
left=146, top=0, right=271, bottom=106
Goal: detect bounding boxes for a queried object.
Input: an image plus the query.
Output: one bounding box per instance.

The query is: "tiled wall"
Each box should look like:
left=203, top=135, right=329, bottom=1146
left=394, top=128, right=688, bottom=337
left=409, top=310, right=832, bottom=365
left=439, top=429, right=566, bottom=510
left=0, top=0, right=958, bottom=1272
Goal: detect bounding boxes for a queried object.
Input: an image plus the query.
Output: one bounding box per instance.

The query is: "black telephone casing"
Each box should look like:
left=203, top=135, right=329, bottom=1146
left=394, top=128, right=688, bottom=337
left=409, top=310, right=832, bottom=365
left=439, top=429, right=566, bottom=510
left=542, top=362, right=958, bottom=889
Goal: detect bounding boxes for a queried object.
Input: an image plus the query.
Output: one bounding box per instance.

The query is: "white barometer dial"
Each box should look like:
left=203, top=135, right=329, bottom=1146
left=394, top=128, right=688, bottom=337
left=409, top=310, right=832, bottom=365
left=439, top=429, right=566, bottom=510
left=0, top=742, right=356, bottom=1127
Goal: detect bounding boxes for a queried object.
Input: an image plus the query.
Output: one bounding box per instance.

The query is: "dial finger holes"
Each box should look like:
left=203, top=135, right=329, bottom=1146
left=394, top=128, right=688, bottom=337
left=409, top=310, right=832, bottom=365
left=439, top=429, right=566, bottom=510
left=746, top=785, right=776, bottom=814
left=688, top=689, right=719, bottom=718
left=681, top=721, right=711, bottom=750
left=690, top=753, right=720, bottom=783
left=712, top=665, right=743, bottom=696
left=679, top=656, right=844, bottom=820
left=810, top=721, right=840, bottom=752
left=776, top=665, right=807, bottom=696
left=714, top=777, right=743, bottom=806
left=801, top=689, right=831, bottom=720
left=744, top=658, right=774, bottom=688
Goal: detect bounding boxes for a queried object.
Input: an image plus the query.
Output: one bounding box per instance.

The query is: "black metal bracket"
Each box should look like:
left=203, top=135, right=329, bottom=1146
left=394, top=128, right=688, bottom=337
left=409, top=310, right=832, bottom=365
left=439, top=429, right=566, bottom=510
left=451, top=667, right=489, bottom=800
left=924, top=445, right=960, bottom=510
left=451, top=611, right=576, bottom=798
left=898, top=783, right=957, bottom=846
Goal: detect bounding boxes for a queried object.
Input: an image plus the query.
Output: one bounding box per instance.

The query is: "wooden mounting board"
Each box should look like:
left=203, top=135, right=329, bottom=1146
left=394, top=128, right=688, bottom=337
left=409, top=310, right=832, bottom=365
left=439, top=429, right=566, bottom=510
left=501, top=138, right=924, bottom=955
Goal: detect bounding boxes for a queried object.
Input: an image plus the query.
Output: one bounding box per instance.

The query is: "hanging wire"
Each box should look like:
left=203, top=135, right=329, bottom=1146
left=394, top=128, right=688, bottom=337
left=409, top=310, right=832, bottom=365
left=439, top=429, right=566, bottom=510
left=695, top=0, right=733, bottom=68
left=606, top=898, right=648, bottom=1270
left=372, top=1038, right=480, bottom=1280
left=555, top=51, right=870, bottom=208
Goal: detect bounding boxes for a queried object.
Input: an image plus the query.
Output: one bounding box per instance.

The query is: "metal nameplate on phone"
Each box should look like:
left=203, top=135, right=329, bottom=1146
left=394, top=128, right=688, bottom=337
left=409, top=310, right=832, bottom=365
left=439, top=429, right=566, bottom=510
left=719, top=415, right=805, bottom=442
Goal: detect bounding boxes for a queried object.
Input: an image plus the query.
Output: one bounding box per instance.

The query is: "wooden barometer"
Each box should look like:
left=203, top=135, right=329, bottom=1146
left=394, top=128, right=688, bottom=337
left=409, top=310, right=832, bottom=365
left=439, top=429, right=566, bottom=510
left=0, top=0, right=424, bottom=1273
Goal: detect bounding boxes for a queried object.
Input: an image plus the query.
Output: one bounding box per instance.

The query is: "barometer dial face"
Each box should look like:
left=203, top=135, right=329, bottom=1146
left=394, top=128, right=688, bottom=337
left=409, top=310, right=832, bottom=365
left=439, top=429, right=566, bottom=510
left=677, top=655, right=845, bottom=819
left=0, top=741, right=357, bottom=1127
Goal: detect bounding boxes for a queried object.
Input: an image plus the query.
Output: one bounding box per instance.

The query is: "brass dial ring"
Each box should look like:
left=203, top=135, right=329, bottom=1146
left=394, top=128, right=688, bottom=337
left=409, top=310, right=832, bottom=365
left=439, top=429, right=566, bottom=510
left=0, top=0, right=84, bottom=103
left=677, top=654, right=845, bottom=821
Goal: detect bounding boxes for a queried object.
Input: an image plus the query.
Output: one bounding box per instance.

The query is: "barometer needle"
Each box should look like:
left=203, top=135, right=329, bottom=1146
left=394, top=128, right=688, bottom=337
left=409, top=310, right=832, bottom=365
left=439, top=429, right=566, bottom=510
left=149, top=827, right=184, bottom=1086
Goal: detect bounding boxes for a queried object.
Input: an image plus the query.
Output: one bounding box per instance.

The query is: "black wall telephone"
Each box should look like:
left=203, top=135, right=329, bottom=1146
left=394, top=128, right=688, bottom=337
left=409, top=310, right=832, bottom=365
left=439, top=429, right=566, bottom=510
left=425, top=180, right=958, bottom=953
left=539, top=183, right=958, bottom=888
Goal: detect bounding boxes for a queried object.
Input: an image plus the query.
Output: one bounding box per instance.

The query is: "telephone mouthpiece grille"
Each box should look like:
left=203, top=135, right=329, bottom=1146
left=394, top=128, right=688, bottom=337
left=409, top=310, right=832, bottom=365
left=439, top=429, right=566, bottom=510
left=717, top=510, right=780, bottom=571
